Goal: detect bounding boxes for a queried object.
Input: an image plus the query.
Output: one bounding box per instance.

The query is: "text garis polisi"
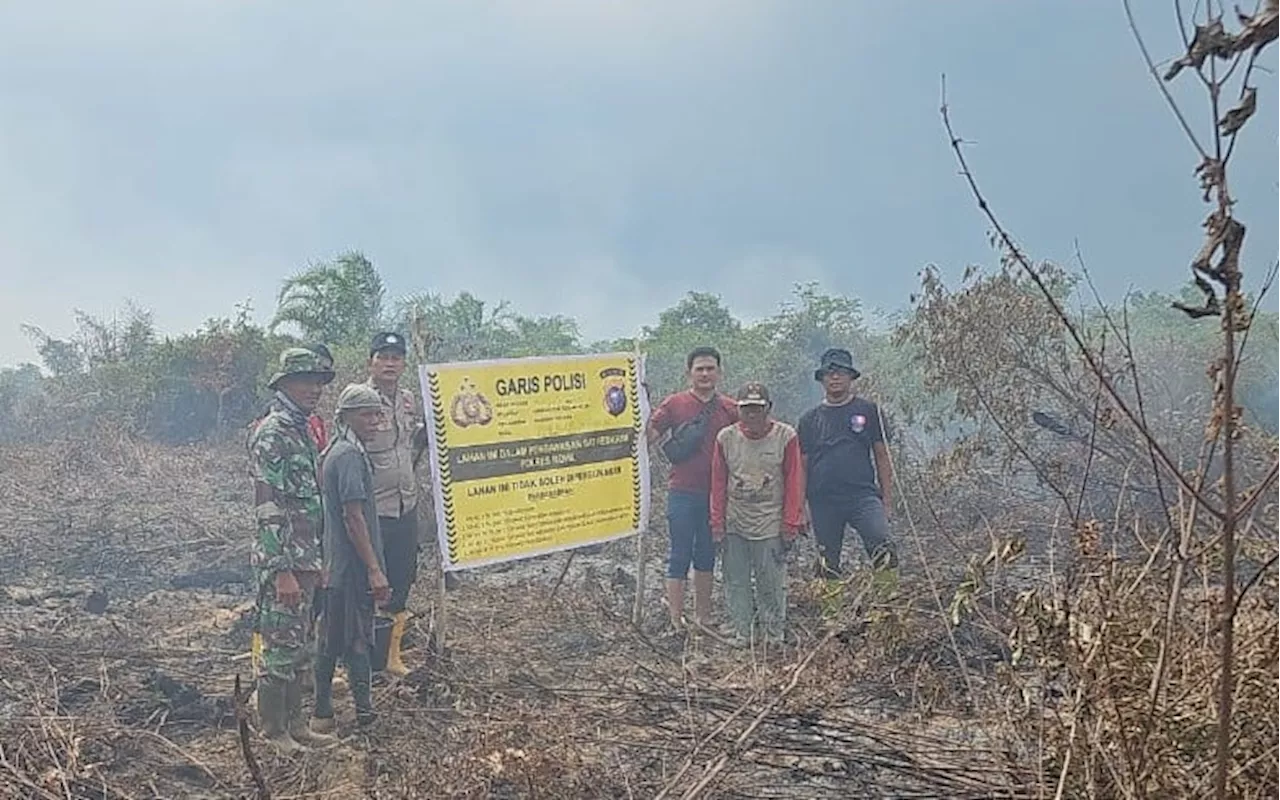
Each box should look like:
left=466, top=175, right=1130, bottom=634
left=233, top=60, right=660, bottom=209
left=493, top=372, right=588, bottom=396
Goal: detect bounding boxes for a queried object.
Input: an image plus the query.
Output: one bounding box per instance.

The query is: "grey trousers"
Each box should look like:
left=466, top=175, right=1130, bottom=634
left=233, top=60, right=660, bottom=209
left=810, top=493, right=896, bottom=578
left=722, top=534, right=787, bottom=642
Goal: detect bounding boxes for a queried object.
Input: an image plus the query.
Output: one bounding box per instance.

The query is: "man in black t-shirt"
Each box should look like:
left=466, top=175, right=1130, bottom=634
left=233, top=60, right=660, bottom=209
left=796, top=348, right=898, bottom=586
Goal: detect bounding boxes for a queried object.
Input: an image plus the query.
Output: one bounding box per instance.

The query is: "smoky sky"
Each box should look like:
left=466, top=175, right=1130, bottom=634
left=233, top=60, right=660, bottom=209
left=1, top=1, right=1275, bottom=367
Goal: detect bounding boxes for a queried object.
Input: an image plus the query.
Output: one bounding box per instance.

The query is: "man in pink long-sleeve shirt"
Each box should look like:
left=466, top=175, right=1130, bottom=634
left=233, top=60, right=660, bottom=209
left=710, top=382, right=806, bottom=647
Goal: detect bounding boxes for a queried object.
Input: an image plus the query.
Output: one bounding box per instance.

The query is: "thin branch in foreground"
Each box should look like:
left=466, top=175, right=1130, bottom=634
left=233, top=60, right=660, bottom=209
left=235, top=673, right=271, bottom=800
left=669, top=634, right=835, bottom=800
left=938, top=75, right=1224, bottom=522
left=1123, top=0, right=1211, bottom=158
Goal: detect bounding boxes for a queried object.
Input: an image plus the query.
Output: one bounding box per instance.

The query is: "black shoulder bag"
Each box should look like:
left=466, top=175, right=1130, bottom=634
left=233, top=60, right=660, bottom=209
left=661, top=395, right=718, bottom=464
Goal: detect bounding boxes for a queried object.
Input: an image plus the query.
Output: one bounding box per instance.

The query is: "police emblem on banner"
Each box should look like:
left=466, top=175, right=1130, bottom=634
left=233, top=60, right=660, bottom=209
left=850, top=413, right=867, bottom=433
left=600, top=367, right=628, bottom=416
left=449, top=376, right=494, bottom=428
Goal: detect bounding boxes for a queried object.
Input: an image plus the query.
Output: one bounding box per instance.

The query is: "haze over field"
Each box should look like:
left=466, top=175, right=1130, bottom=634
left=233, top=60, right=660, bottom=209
left=2, top=1, right=1277, bottom=368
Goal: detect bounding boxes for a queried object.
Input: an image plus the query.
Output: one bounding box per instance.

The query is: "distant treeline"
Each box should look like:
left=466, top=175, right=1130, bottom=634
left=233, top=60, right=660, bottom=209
left=1, top=252, right=1275, bottom=447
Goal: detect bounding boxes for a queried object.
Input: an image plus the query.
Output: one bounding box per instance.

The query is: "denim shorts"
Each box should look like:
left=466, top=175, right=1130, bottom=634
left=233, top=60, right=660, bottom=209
left=666, top=489, right=716, bottom=579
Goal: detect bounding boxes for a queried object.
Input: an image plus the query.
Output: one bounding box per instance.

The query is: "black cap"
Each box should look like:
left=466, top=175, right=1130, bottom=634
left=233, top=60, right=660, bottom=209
left=814, top=347, right=860, bottom=381
left=370, top=332, right=407, bottom=357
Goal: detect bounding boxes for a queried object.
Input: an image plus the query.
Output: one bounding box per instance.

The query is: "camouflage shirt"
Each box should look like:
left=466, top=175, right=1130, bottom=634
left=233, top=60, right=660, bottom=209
left=247, top=393, right=324, bottom=583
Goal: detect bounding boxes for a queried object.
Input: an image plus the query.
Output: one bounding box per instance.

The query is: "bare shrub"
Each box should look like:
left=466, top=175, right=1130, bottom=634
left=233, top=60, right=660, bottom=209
left=927, top=3, right=1279, bottom=797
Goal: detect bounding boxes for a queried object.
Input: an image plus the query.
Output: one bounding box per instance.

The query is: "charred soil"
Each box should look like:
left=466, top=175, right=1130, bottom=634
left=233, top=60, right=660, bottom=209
left=0, top=430, right=1240, bottom=798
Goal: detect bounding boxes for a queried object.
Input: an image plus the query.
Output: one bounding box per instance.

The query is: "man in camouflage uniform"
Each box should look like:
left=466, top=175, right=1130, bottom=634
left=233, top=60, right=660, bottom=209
left=247, top=347, right=339, bottom=752
left=248, top=342, right=335, bottom=674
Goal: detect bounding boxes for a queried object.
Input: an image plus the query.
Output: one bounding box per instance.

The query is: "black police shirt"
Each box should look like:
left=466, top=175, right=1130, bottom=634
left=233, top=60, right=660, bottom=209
left=797, top=397, right=884, bottom=499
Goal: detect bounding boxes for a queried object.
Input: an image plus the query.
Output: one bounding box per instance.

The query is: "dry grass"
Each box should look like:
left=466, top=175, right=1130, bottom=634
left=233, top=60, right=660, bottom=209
left=1, top=429, right=1036, bottom=799
left=0, top=409, right=1274, bottom=793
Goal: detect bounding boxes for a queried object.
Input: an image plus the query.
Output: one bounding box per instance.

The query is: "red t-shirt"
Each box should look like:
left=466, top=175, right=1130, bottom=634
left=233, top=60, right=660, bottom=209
left=649, top=391, right=739, bottom=494
left=307, top=415, right=329, bottom=452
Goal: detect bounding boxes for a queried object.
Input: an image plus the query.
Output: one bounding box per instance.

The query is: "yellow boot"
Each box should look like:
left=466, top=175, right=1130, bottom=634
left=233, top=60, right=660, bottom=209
left=384, top=611, right=410, bottom=677
left=251, top=631, right=263, bottom=675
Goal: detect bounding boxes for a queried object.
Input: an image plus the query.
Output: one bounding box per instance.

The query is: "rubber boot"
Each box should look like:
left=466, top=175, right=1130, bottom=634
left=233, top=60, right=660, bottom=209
left=383, top=612, right=410, bottom=677
left=257, top=679, right=307, bottom=754
left=287, top=680, right=338, bottom=749
left=312, top=652, right=338, bottom=735
left=348, top=652, right=378, bottom=728
left=250, top=631, right=263, bottom=674
left=400, top=609, right=420, bottom=650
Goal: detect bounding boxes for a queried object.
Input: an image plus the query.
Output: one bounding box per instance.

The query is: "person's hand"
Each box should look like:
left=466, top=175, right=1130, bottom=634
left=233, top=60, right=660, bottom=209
left=712, top=530, right=726, bottom=558
left=274, top=570, right=302, bottom=608
left=369, top=568, right=392, bottom=607
left=774, top=534, right=793, bottom=565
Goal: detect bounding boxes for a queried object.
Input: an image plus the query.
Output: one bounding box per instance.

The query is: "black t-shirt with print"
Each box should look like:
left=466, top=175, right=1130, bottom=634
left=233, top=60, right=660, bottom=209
left=797, top=397, right=884, bottom=500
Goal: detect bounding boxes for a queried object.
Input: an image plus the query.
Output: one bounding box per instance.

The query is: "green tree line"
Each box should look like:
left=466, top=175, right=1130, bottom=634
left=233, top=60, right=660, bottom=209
left=1, top=250, right=1275, bottom=447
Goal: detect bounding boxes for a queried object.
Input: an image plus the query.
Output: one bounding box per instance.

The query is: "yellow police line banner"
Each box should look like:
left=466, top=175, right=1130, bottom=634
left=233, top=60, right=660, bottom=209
left=419, top=352, right=651, bottom=572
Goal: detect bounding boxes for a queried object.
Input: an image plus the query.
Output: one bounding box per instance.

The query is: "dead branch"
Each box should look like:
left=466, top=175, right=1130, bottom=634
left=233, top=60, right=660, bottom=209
left=939, top=76, right=1225, bottom=522
left=1123, top=0, right=1210, bottom=157
left=235, top=673, right=271, bottom=800
left=670, top=634, right=834, bottom=800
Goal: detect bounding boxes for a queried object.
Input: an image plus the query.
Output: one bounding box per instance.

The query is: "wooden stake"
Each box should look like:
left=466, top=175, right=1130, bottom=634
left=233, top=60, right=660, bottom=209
left=436, top=568, right=448, bottom=653
left=409, top=306, right=448, bottom=655
left=631, top=332, right=647, bottom=626
left=631, top=530, right=647, bottom=626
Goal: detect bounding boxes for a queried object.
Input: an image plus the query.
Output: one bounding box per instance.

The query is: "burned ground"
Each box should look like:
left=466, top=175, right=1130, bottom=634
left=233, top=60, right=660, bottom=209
left=0, top=432, right=1046, bottom=799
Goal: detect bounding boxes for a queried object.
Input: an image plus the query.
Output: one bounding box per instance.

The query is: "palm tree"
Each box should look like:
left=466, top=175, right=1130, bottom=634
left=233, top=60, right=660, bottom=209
left=389, top=291, right=518, bottom=360
left=270, top=251, right=385, bottom=346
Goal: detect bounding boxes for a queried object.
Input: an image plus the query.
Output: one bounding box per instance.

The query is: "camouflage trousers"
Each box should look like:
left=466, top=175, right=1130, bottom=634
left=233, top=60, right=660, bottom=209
left=254, top=576, right=318, bottom=684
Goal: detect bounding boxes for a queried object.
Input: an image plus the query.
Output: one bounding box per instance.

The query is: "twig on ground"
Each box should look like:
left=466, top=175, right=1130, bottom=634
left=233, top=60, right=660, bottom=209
left=235, top=673, right=271, bottom=800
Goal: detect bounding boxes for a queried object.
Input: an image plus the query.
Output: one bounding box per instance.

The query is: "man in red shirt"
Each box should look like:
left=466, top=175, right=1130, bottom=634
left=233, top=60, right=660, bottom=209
left=648, top=346, right=739, bottom=633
